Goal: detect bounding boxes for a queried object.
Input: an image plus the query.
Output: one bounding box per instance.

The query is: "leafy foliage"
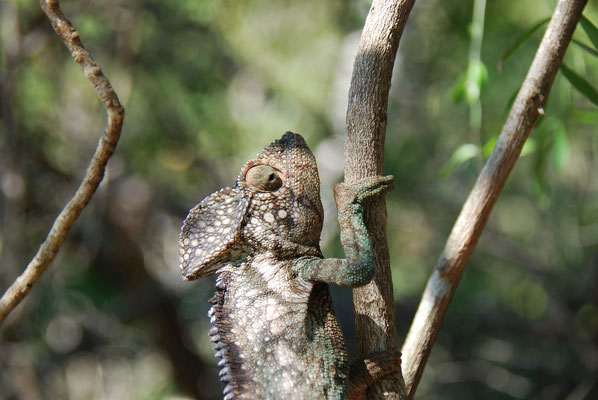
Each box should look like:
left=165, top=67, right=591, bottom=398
left=560, top=63, right=598, bottom=107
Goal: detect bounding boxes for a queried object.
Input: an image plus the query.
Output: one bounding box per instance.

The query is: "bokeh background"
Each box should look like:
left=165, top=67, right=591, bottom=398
left=1, top=0, right=597, bottom=399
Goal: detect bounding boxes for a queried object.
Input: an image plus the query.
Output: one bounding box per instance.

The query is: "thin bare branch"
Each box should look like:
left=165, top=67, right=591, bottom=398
left=0, top=0, right=124, bottom=326
left=400, top=0, right=587, bottom=397
left=344, top=0, right=416, bottom=398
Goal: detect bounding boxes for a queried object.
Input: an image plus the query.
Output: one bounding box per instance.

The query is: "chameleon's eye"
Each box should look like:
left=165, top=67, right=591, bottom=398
left=245, top=165, right=283, bottom=192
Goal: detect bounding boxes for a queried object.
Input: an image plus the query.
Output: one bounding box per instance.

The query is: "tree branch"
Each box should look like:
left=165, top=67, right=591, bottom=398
left=344, top=0, right=416, bottom=398
left=400, top=0, right=588, bottom=397
left=0, top=0, right=125, bottom=326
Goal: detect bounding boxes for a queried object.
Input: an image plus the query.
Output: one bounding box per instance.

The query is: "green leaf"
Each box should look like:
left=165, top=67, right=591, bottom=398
left=465, top=60, right=488, bottom=104
left=580, top=15, right=598, bottom=52
left=521, top=138, right=537, bottom=157
left=572, top=108, right=598, bottom=125
left=499, top=17, right=550, bottom=72
left=534, top=116, right=568, bottom=172
left=451, top=60, right=488, bottom=105
left=552, top=125, right=569, bottom=171
left=573, top=39, right=598, bottom=58
left=560, top=63, right=598, bottom=107
left=441, top=143, right=481, bottom=177
left=450, top=73, right=467, bottom=103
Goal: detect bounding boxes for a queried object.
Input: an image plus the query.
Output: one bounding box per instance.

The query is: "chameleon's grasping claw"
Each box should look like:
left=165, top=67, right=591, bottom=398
left=333, top=175, right=395, bottom=210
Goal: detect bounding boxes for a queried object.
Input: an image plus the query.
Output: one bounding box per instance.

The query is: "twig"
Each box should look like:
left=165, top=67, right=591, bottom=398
left=344, top=0, right=416, bottom=398
left=400, top=0, right=587, bottom=397
left=0, top=0, right=124, bottom=326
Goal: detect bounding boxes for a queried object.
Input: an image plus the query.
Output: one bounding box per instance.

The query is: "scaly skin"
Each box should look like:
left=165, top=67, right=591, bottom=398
left=179, top=132, right=397, bottom=399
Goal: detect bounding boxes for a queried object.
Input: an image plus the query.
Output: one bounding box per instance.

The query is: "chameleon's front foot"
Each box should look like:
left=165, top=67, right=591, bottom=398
left=333, top=175, right=395, bottom=210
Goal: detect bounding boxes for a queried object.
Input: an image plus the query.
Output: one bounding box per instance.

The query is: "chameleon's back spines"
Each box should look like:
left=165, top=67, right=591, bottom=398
left=208, top=274, right=247, bottom=400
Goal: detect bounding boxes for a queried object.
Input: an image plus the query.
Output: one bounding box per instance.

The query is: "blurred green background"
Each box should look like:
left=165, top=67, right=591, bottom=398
left=1, top=0, right=597, bottom=399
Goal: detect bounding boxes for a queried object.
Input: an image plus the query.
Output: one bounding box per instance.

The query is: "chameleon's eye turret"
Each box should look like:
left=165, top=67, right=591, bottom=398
left=245, top=165, right=283, bottom=192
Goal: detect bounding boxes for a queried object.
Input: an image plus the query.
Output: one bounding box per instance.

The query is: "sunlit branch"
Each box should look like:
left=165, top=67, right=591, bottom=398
left=401, top=0, right=588, bottom=397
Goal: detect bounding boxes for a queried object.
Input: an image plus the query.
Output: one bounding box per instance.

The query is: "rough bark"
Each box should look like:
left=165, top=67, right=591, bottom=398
left=400, top=0, right=588, bottom=397
left=0, top=0, right=124, bottom=326
left=344, top=0, right=416, bottom=398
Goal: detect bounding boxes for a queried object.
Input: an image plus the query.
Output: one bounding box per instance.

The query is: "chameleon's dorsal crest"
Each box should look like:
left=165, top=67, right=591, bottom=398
left=179, top=187, right=250, bottom=280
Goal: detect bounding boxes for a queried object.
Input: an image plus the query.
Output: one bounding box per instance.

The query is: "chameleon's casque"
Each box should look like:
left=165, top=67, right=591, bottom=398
left=179, top=132, right=397, bottom=399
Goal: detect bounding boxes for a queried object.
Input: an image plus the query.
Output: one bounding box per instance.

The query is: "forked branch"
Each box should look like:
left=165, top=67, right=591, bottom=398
left=0, top=0, right=124, bottom=326
left=400, top=0, right=588, bottom=397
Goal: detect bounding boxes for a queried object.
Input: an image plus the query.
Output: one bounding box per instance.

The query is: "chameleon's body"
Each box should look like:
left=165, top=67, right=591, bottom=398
left=179, top=132, right=396, bottom=399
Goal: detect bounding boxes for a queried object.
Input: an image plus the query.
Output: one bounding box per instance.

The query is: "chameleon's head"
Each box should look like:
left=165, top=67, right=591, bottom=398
left=238, top=131, right=324, bottom=251
left=179, top=132, right=323, bottom=281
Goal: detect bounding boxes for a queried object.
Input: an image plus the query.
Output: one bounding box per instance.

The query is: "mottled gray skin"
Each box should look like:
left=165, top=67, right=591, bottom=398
left=179, top=132, right=395, bottom=399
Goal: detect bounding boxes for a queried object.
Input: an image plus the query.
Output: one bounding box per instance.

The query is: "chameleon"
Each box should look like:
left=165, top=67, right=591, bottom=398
left=179, top=132, right=399, bottom=399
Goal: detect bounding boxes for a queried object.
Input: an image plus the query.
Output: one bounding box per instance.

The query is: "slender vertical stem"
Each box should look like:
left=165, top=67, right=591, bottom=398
left=466, top=0, right=486, bottom=142
left=401, top=0, right=588, bottom=397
